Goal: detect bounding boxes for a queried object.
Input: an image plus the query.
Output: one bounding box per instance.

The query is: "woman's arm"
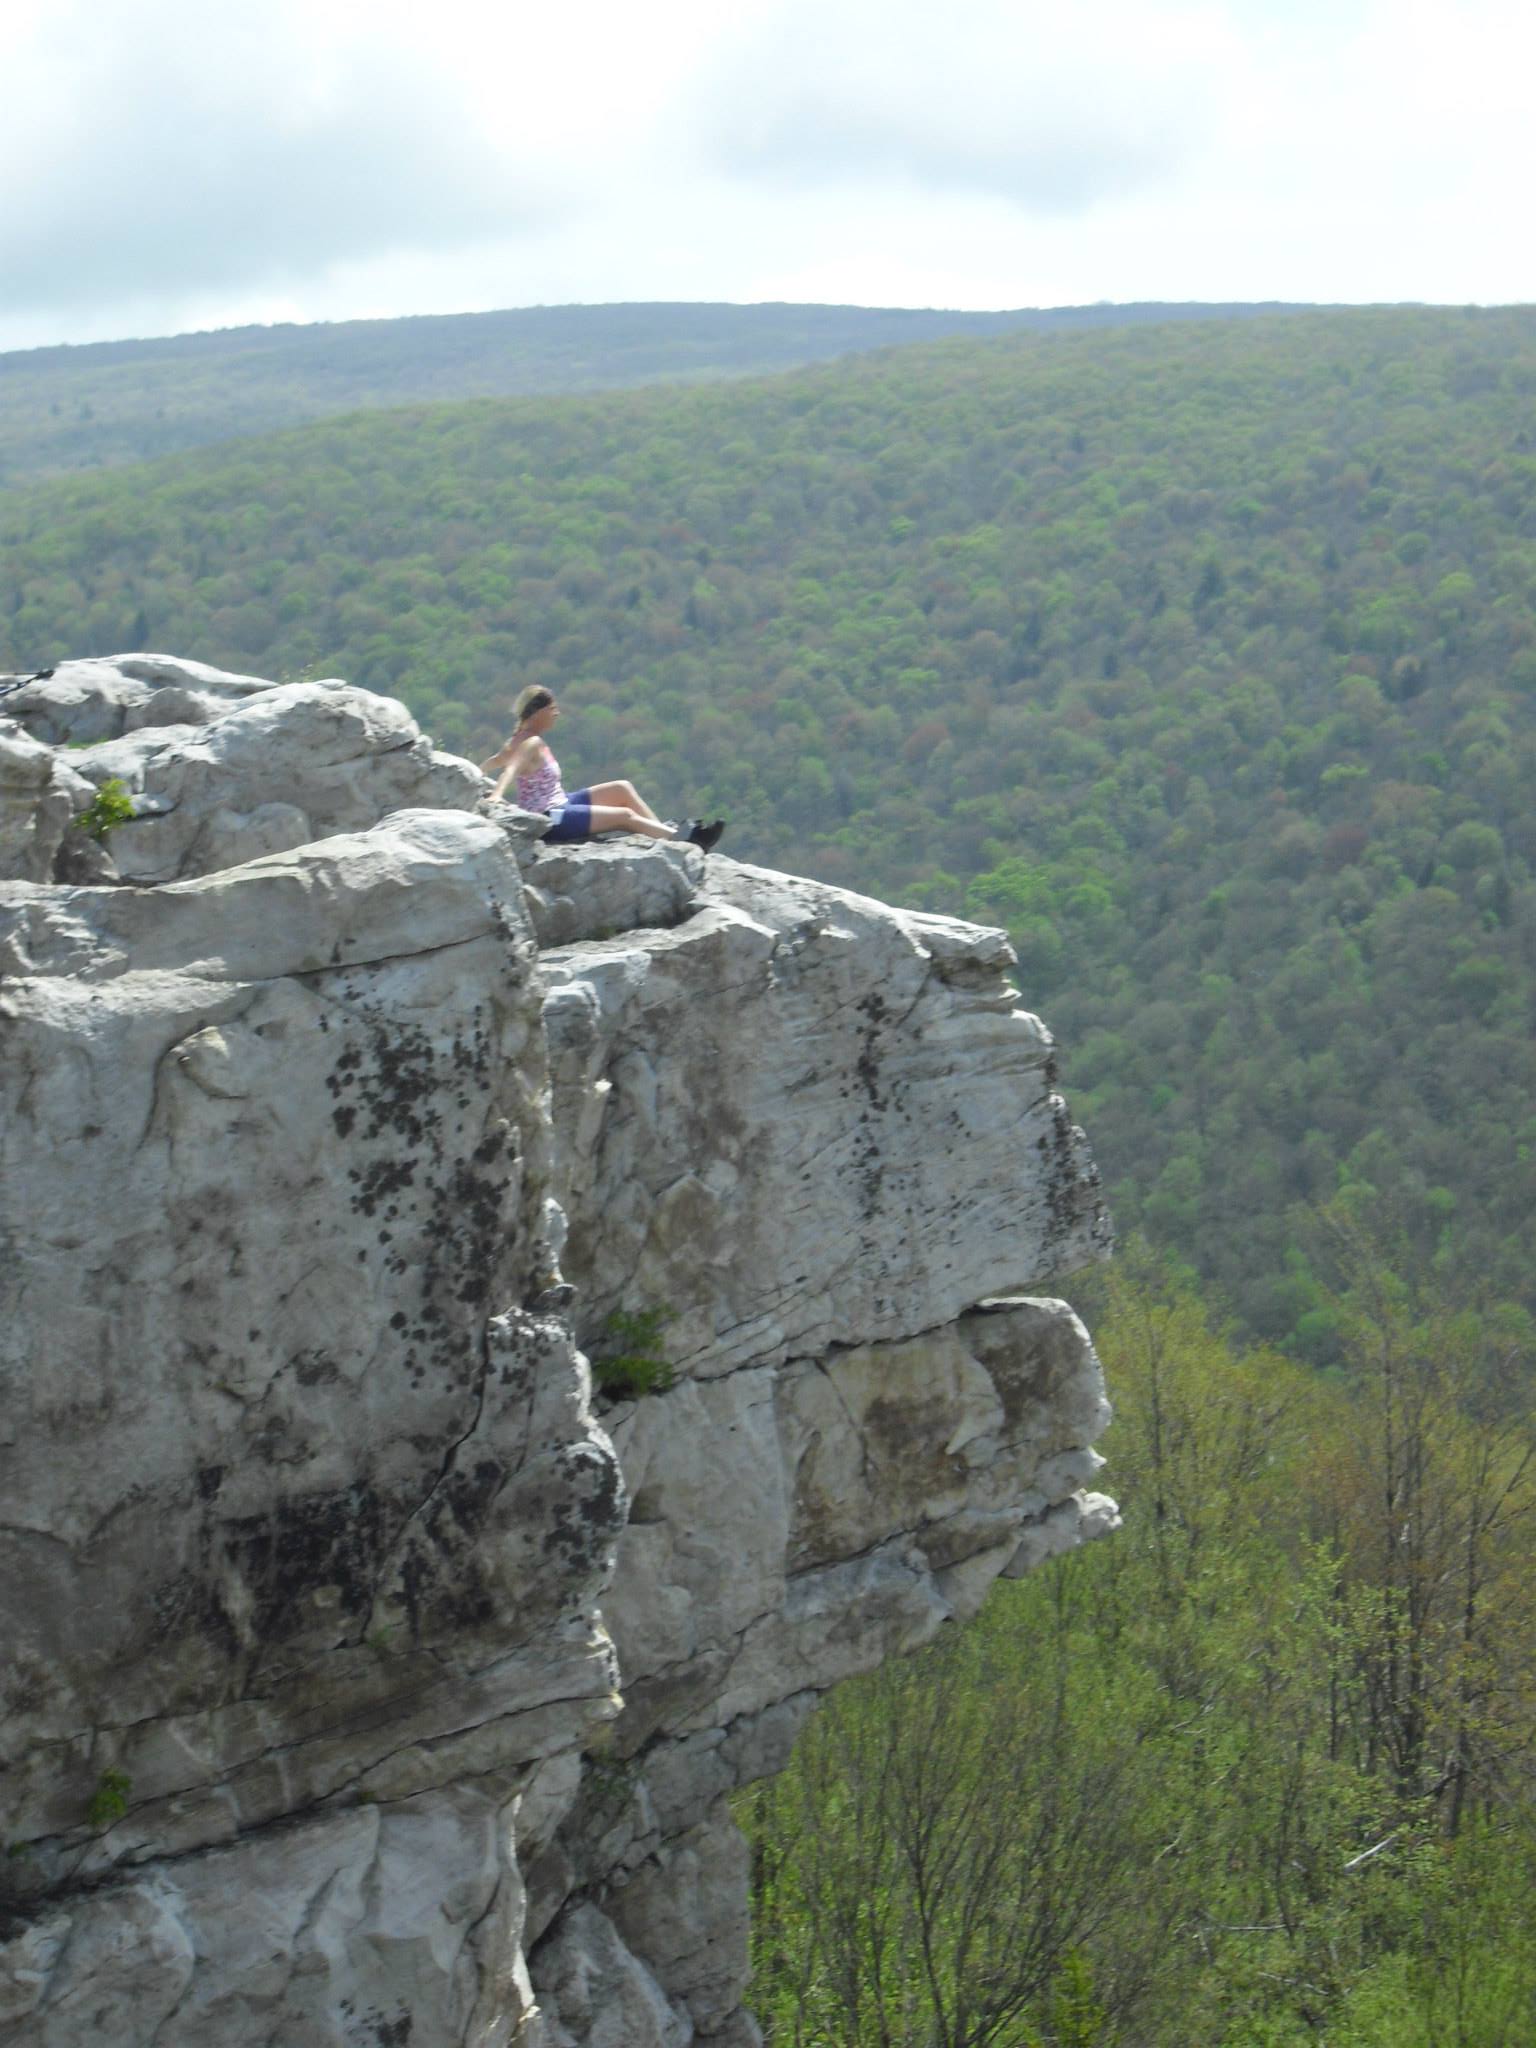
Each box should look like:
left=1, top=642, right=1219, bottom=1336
left=489, top=734, right=539, bottom=803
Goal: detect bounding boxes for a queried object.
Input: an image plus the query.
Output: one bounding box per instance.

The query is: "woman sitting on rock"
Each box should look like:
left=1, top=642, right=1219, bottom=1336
left=482, top=688, right=724, bottom=851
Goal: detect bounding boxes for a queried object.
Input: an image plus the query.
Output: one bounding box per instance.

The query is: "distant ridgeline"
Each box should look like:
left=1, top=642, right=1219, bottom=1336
left=0, top=299, right=1313, bottom=482
left=5, top=301, right=1536, bottom=1352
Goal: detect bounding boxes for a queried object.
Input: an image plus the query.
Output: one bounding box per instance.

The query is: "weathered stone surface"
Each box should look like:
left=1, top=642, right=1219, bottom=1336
left=604, top=1808, right=753, bottom=2035
left=0, top=657, right=1115, bottom=2047
left=543, top=859, right=1109, bottom=1379
left=4, top=653, right=283, bottom=745
left=0, top=805, right=622, bottom=1885
left=519, top=837, right=700, bottom=949
left=46, top=677, right=484, bottom=882
left=524, top=864, right=1115, bottom=2045
left=0, top=725, right=100, bottom=884
left=534, top=1904, right=688, bottom=2048
left=0, top=1785, right=536, bottom=2047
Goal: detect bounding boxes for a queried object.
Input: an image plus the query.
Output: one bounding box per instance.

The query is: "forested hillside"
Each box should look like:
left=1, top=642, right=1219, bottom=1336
left=0, top=298, right=1307, bottom=482
left=740, top=1242, right=1536, bottom=2046
left=6, top=304, right=1536, bottom=1349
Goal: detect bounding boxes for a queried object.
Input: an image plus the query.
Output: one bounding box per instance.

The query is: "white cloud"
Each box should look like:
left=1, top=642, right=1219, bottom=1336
left=0, top=0, right=568, bottom=316
left=694, top=0, right=1240, bottom=212
left=0, top=0, right=1531, bottom=354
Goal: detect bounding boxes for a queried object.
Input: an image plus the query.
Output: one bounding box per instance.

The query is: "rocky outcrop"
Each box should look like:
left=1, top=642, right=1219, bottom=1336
left=0, top=659, right=1113, bottom=2046
left=2, top=653, right=485, bottom=886
left=0, top=728, right=97, bottom=885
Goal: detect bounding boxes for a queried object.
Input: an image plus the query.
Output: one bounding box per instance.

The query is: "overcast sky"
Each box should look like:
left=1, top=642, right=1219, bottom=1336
left=3, top=0, right=1532, bottom=355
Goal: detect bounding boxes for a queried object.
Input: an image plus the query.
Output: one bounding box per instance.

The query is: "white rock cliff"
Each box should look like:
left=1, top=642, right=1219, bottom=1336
left=0, top=657, right=1114, bottom=2046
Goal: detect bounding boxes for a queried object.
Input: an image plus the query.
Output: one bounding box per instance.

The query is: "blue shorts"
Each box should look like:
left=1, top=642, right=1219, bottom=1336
left=543, top=789, right=593, bottom=843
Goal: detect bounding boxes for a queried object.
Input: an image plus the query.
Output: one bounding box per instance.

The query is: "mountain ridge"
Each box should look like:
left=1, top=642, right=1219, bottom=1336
left=0, top=297, right=1321, bottom=483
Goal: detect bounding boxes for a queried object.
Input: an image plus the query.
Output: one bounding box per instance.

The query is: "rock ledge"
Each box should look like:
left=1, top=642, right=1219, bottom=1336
left=1, top=660, right=1113, bottom=2047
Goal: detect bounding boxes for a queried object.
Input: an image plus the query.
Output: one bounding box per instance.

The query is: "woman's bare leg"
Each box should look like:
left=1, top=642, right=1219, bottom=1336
left=587, top=779, right=663, bottom=824
left=583, top=803, right=678, bottom=840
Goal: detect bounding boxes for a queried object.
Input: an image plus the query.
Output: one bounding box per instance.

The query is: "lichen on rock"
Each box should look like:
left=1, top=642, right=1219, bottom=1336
left=0, top=657, right=1114, bottom=2046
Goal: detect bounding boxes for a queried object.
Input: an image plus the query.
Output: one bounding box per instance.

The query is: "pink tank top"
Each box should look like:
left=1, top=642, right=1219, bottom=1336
left=514, top=744, right=567, bottom=813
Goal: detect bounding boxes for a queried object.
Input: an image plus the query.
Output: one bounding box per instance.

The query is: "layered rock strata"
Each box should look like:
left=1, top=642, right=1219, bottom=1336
left=0, top=658, right=1113, bottom=2046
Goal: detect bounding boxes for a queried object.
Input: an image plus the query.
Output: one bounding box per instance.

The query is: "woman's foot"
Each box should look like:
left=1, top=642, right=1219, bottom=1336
left=687, top=819, right=726, bottom=853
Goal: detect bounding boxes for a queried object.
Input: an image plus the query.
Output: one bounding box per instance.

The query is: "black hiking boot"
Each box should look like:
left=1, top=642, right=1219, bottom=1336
left=687, top=819, right=726, bottom=854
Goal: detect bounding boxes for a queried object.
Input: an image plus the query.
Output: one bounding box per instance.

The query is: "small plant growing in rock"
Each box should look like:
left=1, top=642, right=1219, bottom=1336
left=592, top=1306, right=675, bottom=1399
left=583, top=1752, right=639, bottom=1824
left=74, top=777, right=135, bottom=841
left=86, top=1767, right=132, bottom=1829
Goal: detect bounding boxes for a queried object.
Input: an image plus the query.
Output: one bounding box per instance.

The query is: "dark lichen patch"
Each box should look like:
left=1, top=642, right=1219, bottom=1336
left=472, top=1124, right=508, bottom=1167
left=422, top=1152, right=511, bottom=1314
left=824, top=992, right=897, bottom=1215
left=325, top=1026, right=523, bottom=1387
left=540, top=1443, right=625, bottom=1571
left=396, top=1534, right=496, bottom=1640
left=495, top=1349, right=536, bottom=1393
left=854, top=991, right=892, bottom=1112
left=444, top=1455, right=507, bottom=1522
left=339, top=2003, right=414, bottom=2048
left=148, top=1566, right=242, bottom=1664
left=847, top=1108, right=884, bottom=1221
left=349, top=1156, right=419, bottom=1219
left=217, top=1483, right=388, bottom=1647
left=576, top=1448, right=623, bottom=1530
left=326, top=1019, right=451, bottom=1151
left=1035, top=1093, right=1113, bottom=1258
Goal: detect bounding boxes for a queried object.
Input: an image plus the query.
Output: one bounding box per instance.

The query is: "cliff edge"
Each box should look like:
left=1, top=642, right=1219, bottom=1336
left=0, top=658, right=1114, bottom=2047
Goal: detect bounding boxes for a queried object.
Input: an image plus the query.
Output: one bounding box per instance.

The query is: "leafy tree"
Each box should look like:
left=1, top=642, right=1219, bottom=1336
left=739, top=1247, right=1536, bottom=2046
